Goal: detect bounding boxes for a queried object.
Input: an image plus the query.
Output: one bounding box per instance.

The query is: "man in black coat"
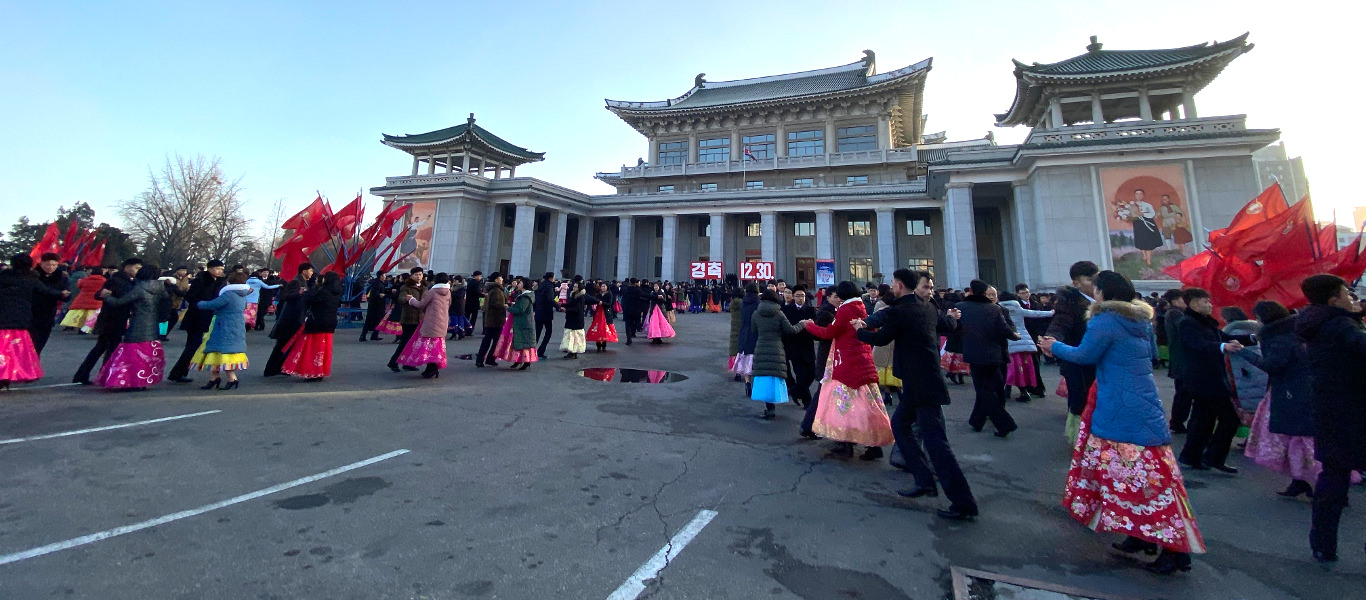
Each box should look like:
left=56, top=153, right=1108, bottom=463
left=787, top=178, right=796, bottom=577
left=855, top=269, right=977, bottom=521
left=534, top=272, right=558, bottom=359
left=167, top=260, right=226, bottom=382
left=799, top=292, right=838, bottom=438
left=1161, top=289, right=1192, bottom=432
left=1175, top=287, right=1243, bottom=473
left=73, top=257, right=142, bottom=384
left=30, top=252, right=69, bottom=355
left=464, top=271, right=485, bottom=332
left=621, top=279, right=647, bottom=345
left=254, top=269, right=279, bottom=331
left=360, top=270, right=388, bottom=342
left=781, top=287, right=817, bottom=406
left=955, top=280, right=1020, bottom=437
left=1295, top=274, right=1366, bottom=563
left=1047, top=260, right=1099, bottom=425
left=263, top=263, right=315, bottom=377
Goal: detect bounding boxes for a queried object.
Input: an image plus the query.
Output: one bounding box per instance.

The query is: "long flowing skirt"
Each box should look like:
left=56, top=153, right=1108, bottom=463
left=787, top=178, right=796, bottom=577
left=397, top=334, right=447, bottom=368
left=730, top=352, right=754, bottom=376
left=376, top=316, right=404, bottom=336
left=282, top=331, right=333, bottom=377
left=0, top=329, right=43, bottom=383
left=646, top=306, right=676, bottom=339
left=494, top=319, right=537, bottom=363
left=750, top=375, right=789, bottom=404
left=60, top=308, right=97, bottom=329
left=706, top=298, right=721, bottom=313
left=1064, top=384, right=1206, bottom=554
left=243, top=302, right=259, bottom=328
left=448, top=315, right=471, bottom=333
left=1005, top=352, right=1039, bottom=387
left=1243, top=394, right=1359, bottom=483
left=81, top=309, right=101, bottom=334
left=95, top=341, right=164, bottom=389
left=586, top=310, right=618, bottom=343
left=561, top=328, right=586, bottom=354
left=812, top=352, right=894, bottom=446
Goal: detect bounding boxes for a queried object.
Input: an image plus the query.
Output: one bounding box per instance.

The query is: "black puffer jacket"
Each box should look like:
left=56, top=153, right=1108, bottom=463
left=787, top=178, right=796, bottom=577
left=0, top=269, right=64, bottom=330
left=95, top=270, right=137, bottom=336
left=31, top=268, right=69, bottom=331
left=302, top=283, right=343, bottom=334
left=563, top=291, right=586, bottom=330
left=1249, top=317, right=1313, bottom=437
left=104, top=279, right=168, bottom=343
left=1295, top=303, right=1366, bottom=470
left=750, top=300, right=799, bottom=378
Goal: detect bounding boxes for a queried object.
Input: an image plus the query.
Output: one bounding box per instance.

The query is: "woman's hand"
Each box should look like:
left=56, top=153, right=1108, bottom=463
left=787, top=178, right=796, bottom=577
left=1038, top=336, right=1056, bottom=357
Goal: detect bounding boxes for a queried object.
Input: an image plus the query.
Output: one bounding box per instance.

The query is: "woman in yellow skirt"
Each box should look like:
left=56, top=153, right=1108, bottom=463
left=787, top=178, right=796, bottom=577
left=191, top=272, right=253, bottom=391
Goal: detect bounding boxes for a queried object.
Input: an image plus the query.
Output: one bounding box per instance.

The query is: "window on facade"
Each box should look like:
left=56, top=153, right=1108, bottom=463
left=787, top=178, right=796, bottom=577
left=654, top=256, right=662, bottom=278
left=697, top=138, right=730, bottom=163
left=793, top=178, right=813, bottom=188
left=849, top=258, right=873, bottom=282
left=907, top=258, right=935, bottom=277
left=846, top=175, right=868, bottom=185
left=699, top=222, right=710, bottom=237
left=746, top=221, right=762, bottom=237
left=657, top=140, right=686, bottom=166
left=655, top=220, right=663, bottom=238
left=787, top=130, right=824, bottom=156
left=742, top=134, right=775, bottom=159
left=700, top=182, right=718, bottom=192
left=837, top=125, right=877, bottom=152
left=794, top=221, right=815, bottom=237
left=503, top=205, right=516, bottom=228
left=847, top=220, right=872, bottom=236
left=658, top=185, right=674, bottom=193
left=745, top=181, right=764, bottom=190
left=535, top=213, right=548, bottom=233
left=906, top=219, right=932, bottom=236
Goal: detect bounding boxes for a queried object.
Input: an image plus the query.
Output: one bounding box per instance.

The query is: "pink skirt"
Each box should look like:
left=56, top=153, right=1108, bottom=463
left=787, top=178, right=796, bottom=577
left=493, top=319, right=538, bottom=364
left=1243, top=394, right=1362, bottom=483
left=812, top=352, right=894, bottom=447
left=243, top=303, right=259, bottom=328
left=0, top=330, right=43, bottom=383
left=377, top=316, right=404, bottom=335
left=96, top=341, right=164, bottom=389
left=730, top=352, right=754, bottom=376
left=397, top=335, right=447, bottom=368
left=646, top=306, right=676, bottom=339
left=1005, top=352, right=1039, bottom=387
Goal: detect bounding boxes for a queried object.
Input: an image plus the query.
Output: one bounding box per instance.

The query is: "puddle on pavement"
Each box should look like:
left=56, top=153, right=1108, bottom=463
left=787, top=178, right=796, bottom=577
left=576, top=368, right=688, bottom=383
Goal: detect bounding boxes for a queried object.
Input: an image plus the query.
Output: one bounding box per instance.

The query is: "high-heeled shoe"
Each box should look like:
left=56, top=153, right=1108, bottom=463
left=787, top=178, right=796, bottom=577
left=859, top=446, right=884, bottom=461
left=509, top=362, right=521, bottom=370
left=1142, top=550, right=1191, bottom=574
left=200, top=379, right=221, bottom=390
left=517, top=362, right=530, bottom=371
left=421, top=367, right=439, bottom=379
left=220, top=380, right=239, bottom=391
left=1278, top=479, right=1314, bottom=498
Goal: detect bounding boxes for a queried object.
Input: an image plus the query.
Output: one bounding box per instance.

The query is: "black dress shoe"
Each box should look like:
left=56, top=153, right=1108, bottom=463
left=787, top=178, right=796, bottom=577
left=1178, top=459, right=1208, bottom=471
left=402, top=366, right=419, bottom=371
left=387, top=363, right=400, bottom=373
left=169, top=376, right=194, bottom=383
left=1143, top=550, right=1192, bottom=574
left=798, top=429, right=821, bottom=440
left=994, top=425, right=1018, bottom=438
left=1209, top=464, right=1239, bottom=474
left=897, top=487, right=939, bottom=499
left=1112, top=536, right=1159, bottom=555
left=859, top=446, right=883, bottom=461
left=1313, top=549, right=1338, bottom=563
left=936, top=507, right=978, bottom=521
left=1277, top=479, right=1314, bottom=498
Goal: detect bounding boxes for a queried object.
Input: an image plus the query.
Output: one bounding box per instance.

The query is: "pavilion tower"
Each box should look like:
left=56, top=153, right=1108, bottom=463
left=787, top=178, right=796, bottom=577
left=381, top=113, right=545, bottom=179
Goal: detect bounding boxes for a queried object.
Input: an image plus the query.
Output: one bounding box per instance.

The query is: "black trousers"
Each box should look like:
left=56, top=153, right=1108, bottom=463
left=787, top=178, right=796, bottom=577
left=74, top=332, right=123, bottom=382
left=623, top=311, right=641, bottom=342
left=892, top=398, right=977, bottom=512
left=465, top=306, right=480, bottom=332
left=535, top=317, right=553, bottom=356
left=1311, top=466, right=1355, bottom=555
left=388, top=324, right=418, bottom=367
left=801, top=382, right=820, bottom=434
left=476, top=325, right=502, bottom=364
left=1179, top=393, right=1239, bottom=467
left=169, top=327, right=206, bottom=380
left=29, top=326, right=54, bottom=356
left=967, top=364, right=1016, bottom=434
left=1029, top=351, right=1045, bottom=393
left=1170, top=378, right=1194, bottom=429
left=1061, top=362, right=1096, bottom=416
left=262, top=324, right=301, bottom=377
left=786, top=357, right=816, bottom=404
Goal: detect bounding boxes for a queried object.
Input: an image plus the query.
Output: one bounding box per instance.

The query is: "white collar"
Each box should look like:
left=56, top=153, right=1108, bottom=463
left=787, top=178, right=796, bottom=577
left=431, top=283, right=450, bottom=289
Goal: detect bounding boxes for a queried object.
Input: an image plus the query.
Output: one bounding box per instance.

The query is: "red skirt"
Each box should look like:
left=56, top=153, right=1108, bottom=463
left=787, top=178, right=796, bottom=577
left=282, top=331, right=333, bottom=378
left=96, top=341, right=164, bottom=389
left=1064, top=385, right=1206, bottom=553
left=1005, top=352, right=1039, bottom=387
left=586, top=309, right=618, bottom=343
left=0, top=329, right=43, bottom=383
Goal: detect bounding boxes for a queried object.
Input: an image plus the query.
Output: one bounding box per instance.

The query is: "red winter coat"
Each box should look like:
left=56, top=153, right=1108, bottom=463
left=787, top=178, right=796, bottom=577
left=804, top=300, right=878, bottom=388
left=69, top=274, right=106, bottom=310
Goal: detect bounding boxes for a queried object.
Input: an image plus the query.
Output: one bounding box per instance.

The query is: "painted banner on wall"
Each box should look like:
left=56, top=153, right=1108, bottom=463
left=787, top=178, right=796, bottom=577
left=393, top=200, right=437, bottom=271
left=1100, top=164, right=1195, bottom=281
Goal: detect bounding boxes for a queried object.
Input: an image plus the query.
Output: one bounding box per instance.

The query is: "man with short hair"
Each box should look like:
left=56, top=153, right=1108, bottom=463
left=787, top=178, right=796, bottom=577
left=782, top=288, right=817, bottom=406
left=476, top=273, right=507, bottom=367
left=465, top=271, right=485, bottom=333
left=74, top=257, right=142, bottom=384
left=260, top=262, right=312, bottom=378
left=621, top=278, right=647, bottom=345
left=30, top=252, right=68, bottom=354
left=1047, top=260, right=1100, bottom=440
left=956, top=279, right=1021, bottom=437
left=1176, top=287, right=1243, bottom=473
left=1161, top=289, right=1192, bottom=432
left=534, top=272, right=558, bottom=359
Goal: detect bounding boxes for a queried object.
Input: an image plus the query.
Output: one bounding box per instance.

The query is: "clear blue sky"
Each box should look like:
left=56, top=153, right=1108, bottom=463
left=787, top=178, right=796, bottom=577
left=0, top=0, right=1351, bottom=237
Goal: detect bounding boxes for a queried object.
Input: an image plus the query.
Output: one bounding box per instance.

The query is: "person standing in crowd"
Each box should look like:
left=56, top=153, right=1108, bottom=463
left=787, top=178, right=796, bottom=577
left=1176, top=288, right=1244, bottom=473
left=646, top=282, right=676, bottom=344
left=73, top=257, right=142, bottom=385
left=447, top=275, right=470, bottom=341
left=169, top=261, right=226, bottom=382
left=799, top=290, right=838, bottom=439
left=534, top=272, right=557, bottom=359
left=1295, top=274, right=1366, bottom=563
left=1161, top=289, right=1192, bottom=433
left=870, top=284, right=902, bottom=408
left=998, top=289, right=1053, bottom=402
left=254, top=269, right=280, bottom=332
left=29, top=253, right=68, bottom=355
left=559, top=281, right=587, bottom=359
left=1222, top=307, right=1266, bottom=440
left=376, top=276, right=405, bottom=341
left=585, top=280, right=619, bottom=352
left=939, top=290, right=969, bottom=385
left=1243, top=300, right=1324, bottom=499
left=281, top=271, right=343, bottom=381
left=475, top=273, right=506, bottom=367
left=261, top=263, right=311, bottom=378
left=0, top=254, right=67, bottom=390
left=782, top=288, right=817, bottom=407
left=749, top=288, right=801, bottom=420
left=61, top=266, right=105, bottom=334
left=396, top=272, right=451, bottom=379
left=464, top=271, right=485, bottom=336
left=855, top=269, right=977, bottom=521
left=95, top=264, right=167, bottom=391
left=243, top=269, right=280, bottom=332
left=495, top=276, right=537, bottom=371
left=190, top=272, right=252, bottom=390
left=801, top=281, right=894, bottom=460
left=1041, top=270, right=1204, bottom=575
left=360, top=270, right=388, bottom=342
left=1016, top=283, right=1048, bottom=396
left=727, top=289, right=744, bottom=380
left=620, top=278, right=644, bottom=346
left=1048, top=260, right=1100, bottom=441
left=386, top=267, right=426, bottom=372
left=733, top=284, right=761, bottom=394
left=956, top=280, right=1021, bottom=438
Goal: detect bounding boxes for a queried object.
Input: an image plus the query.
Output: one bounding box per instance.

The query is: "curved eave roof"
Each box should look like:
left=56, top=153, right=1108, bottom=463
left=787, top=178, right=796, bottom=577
left=605, top=58, right=932, bottom=117
left=381, top=123, right=545, bottom=162
left=995, top=33, right=1252, bottom=127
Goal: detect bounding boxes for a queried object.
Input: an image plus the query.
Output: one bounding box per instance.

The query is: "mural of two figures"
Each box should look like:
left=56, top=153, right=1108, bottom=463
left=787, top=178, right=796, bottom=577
left=1103, top=164, right=1194, bottom=281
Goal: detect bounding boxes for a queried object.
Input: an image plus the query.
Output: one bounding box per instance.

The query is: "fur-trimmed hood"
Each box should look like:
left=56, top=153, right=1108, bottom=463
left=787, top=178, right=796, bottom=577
left=1088, top=299, right=1153, bottom=322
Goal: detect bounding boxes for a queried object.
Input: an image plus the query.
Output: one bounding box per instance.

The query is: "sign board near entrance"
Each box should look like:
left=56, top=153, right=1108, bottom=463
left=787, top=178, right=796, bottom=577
left=815, top=260, right=836, bottom=286
left=690, top=261, right=724, bottom=280
left=739, top=261, right=774, bottom=281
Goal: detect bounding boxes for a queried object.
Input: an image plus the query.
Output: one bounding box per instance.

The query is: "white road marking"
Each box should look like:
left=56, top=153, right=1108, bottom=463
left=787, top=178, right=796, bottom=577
left=606, top=509, right=718, bottom=600
left=0, top=449, right=410, bottom=566
left=0, top=410, right=223, bottom=445
left=9, top=383, right=81, bottom=391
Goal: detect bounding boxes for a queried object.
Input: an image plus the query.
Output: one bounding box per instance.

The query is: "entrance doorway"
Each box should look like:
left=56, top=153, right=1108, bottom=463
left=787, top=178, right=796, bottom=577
left=499, top=259, right=510, bottom=276
left=794, top=258, right=814, bottom=287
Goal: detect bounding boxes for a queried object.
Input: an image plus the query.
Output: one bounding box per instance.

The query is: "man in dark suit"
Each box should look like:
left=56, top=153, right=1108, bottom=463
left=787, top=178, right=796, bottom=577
left=534, top=272, right=558, bottom=359
left=621, top=278, right=647, bottom=345
left=262, top=263, right=314, bottom=377
left=74, top=257, right=142, bottom=384
left=956, top=279, right=1021, bottom=437
left=30, top=252, right=69, bottom=355
left=465, top=271, right=485, bottom=334
left=781, top=287, right=817, bottom=406
left=1176, top=287, right=1243, bottom=473
left=1047, top=261, right=1100, bottom=435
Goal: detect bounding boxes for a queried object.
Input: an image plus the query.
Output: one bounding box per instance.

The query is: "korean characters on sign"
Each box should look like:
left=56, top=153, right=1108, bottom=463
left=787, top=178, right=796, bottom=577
left=739, top=261, right=774, bottom=281
left=690, top=261, right=725, bottom=280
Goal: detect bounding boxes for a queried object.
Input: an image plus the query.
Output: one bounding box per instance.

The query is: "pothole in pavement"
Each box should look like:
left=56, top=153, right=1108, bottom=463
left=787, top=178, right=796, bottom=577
left=576, top=368, right=688, bottom=383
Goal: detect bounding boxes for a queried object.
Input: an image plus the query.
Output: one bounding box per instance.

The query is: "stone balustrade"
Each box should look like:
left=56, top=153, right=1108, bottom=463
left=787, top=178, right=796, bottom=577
left=1026, top=115, right=1247, bottom=146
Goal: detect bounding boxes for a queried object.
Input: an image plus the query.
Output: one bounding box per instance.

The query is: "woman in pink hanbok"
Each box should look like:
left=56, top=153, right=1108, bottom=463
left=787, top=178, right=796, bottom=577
left=396, top=273, right=451, bottom=379
left=646, top=283, right=675, bottom=344
left=801, top=281, right=894, bottom=460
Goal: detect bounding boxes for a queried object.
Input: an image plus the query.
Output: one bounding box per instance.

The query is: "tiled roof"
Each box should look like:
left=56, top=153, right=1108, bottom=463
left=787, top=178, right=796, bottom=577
left=382, top=120, right=544, bottom=161
left=1015, top=33, right=1251, bottom=78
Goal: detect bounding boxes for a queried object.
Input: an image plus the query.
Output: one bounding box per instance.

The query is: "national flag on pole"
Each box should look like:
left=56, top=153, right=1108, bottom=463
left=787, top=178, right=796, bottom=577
left=1206, top=183, right=1289, bottom=244
left=743, top=147, right=758, bottom=162
left=1209, top=196, right=1315, bottom=261
left=79, top=239, right=105, bottom=268
left=333, top=194, right=365, bottom=240
left=282, top=195, right=329, bottom=230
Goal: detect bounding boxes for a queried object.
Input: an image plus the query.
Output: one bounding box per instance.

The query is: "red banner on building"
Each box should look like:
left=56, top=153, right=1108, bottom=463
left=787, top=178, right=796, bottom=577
left=690, top=261, right=724, bottom=280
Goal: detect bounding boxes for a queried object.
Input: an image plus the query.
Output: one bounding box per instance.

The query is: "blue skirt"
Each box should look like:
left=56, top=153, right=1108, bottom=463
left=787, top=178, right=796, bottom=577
left=750, top=375, right=789, bottom=404
left=449, top=315, right=472, bottom=331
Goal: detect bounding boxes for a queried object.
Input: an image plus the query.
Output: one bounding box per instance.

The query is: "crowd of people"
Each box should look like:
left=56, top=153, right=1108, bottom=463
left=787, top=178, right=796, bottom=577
left=0, top=249, right=1363, bottom=573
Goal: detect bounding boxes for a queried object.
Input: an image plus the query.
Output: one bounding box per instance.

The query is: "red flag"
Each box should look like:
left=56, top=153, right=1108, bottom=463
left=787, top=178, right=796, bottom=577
left=333, top=194, right=364, bottom=240
left=1209, top=197, right=1315, bottom=261
left=282, top=195, right=329, bottom=230
left=1161, top=250, right=1214, bottom=283
left=58, top=222, right=83, bottom=262
left=1330, top=235, right=1366, bottom=284
left=1206, top=184, right=1289, bottom=243
left=1317, top=224, right=1340, bottom=258
left=29, top=223, right=61, bottom=262
left=79, top=239, right=106, bottom=268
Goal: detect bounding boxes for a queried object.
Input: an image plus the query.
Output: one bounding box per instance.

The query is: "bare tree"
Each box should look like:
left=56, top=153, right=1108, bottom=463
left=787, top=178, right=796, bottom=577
left=119, top=154, right=247, bottom=268
left=258, top=197, right=289, bottom=271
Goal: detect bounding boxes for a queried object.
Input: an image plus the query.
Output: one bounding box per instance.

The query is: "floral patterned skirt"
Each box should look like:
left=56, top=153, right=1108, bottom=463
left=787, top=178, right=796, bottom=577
left=243, top=302, right=259, bottom=328
left=96, top=341, right=164, bottom=389
left=1064, top=385, right=1206, bottom=554
left=0, top=329, right=43, bottom=383
left=730, top=353, right=754, bottom=376
left=493, top=318, right=537, bottom=364
left=586, top=310, right=618, bottom=343
left=560, top=329, right=586, bottom=354
left=1243, top=394, right=1362, bottom=484
left=812, top=353, right=894, bottom=447
left=397, top=334, right=447, bottom=369
left=938, top=337, right=969, bottom=375
left=376, top=316, right=404, bottom=336
left=281, top=332, right=332, bottom=377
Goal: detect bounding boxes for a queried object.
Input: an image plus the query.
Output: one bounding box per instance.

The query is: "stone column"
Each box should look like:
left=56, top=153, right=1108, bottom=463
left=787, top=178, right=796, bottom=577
left=1049, top=97, right=1064, bottom=128
left=661, top=214, right=678, bottom=282
left=1137, top=88, right=1153, bottom=122
left=480, top=203, right=498, bottom=272
left=548, top=210, right=568, bottom=277
left=509, top=203, right=536, bottom=277
left=825, top=119, right=837, bottom=155
left=875, top=208, right=897, bottom=276
left=648, top=136, right=658, bottom=164
left=730, top=130, right=741, bottom=160
left=1090, top=93, right=1104, bottom=125
left=575, top=217, right=594, bottom=278
left=508, top=165, right=516, bottom=178
left=815, top=210, right=833, bottom=260
left=616, top=216, right=634, bottom=280
left=427, top=153, right=436, bottom=175
left=709, top=214, right=726, bottom=266
left=1010, top=180, right=1035, bottom=285
left=687, top=131, right=698, bottom=165
left=1181, top=89, right=1198, bottom=119
left=445, top=151, right=454, bottom=174
left=462, top=152, right=471, bottom=173
left=760, top=211, right=777, bottom=263
left=411, top=155, right=420, bottom=176
left=943, top=182, right=977, bottom=288
left=775, top=119, right=787, bottom=158
left=876, top=114, right=891, bottom=150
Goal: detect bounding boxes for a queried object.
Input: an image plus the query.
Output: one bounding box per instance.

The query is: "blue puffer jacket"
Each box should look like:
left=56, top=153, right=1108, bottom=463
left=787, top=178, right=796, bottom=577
left=198, top=283, right=252, bottom=354
left=1051, top=299, right=1170, bottom=447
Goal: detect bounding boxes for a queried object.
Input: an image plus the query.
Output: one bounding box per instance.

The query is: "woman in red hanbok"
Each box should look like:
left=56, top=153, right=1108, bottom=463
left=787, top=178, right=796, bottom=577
left=586, top=282, right=618, bottom=352
left=801, top=281, right=894, bottom=460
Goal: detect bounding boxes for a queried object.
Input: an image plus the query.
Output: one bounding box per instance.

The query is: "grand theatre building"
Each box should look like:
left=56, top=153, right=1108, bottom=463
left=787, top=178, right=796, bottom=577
left=370, top=34, right=1278, bottom=290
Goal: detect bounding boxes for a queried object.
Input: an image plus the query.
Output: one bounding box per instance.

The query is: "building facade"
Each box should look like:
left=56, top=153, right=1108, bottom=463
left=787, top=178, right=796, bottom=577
left=371, top=35, right=1280, bottom=290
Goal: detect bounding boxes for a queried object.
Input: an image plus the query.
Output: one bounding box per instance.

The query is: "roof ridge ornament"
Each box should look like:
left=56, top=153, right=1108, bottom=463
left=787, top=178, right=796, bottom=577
left=467, top=113, right=476, bottom=127
left=862, top=49, right=876, bottom=73
left=1086, top=35, right=1103, bottom=53
left=695, top=73, right=706, bottom=89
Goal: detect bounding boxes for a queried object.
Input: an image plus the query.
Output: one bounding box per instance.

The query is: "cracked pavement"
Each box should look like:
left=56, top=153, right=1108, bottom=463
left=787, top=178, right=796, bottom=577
left=1, top=315, right=1363, bottom=599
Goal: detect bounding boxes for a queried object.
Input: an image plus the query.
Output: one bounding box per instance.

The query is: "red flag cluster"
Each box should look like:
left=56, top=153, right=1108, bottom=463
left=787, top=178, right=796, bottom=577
left=30, top=221, right=105, bottom=267
left=1163, top=184, right=1366, bottom=313
left=272, top=193, right=413, bottom=278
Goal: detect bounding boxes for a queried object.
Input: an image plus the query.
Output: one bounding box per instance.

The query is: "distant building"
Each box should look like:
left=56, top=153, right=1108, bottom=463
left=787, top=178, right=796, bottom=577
left=1253, top=141, right=1310, bottom=202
